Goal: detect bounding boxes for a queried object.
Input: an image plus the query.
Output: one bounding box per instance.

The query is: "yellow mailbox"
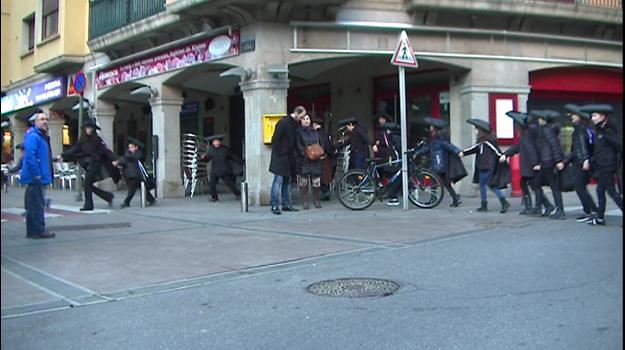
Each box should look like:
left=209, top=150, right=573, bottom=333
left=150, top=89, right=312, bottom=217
left=262, top=114, right=286, bottom=144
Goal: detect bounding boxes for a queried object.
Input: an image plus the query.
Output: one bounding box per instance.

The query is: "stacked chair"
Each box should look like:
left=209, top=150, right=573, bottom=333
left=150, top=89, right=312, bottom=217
left=181, top=133, right=208, bottom=197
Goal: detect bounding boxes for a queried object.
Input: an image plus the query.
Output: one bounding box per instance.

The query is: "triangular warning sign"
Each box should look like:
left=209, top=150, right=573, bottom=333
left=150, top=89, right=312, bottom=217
left=391, top=31, right=418, bottom=68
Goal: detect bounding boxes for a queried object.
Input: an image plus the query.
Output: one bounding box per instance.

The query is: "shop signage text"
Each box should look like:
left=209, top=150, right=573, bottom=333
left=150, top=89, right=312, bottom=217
left=1, top=76, right=66, bottom=115
left=96, top=30, right=241, bottom=89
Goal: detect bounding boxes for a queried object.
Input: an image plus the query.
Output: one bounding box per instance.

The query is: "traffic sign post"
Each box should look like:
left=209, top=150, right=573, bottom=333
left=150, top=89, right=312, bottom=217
left=74, top=71, right=87, bottom=202
left=390, top=31, right=418, bottom=211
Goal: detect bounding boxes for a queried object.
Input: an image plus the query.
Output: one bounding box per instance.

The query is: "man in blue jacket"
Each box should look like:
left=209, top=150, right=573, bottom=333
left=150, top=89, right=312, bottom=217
left=20, top=112, right=55, bottom=239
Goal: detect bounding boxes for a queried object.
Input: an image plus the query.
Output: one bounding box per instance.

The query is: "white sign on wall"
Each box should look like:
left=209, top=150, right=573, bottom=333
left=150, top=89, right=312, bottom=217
left=495, top=99, right=515, bottom=139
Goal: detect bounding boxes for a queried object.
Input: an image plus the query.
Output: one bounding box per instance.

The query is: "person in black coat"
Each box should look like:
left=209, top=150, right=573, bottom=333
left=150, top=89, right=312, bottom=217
left=580, top=104, right=623, bottom=226
left=462, top=119, right=510, bottom=213
left=563, top=104, right=598, bottom=222
left=502, top=111, right=545, bottom=215
left=296, top=115, right=324, bottom=209
left=373, top=122, right=403, bottom=206
left=312, top=117, right=335, bottom=201
left=414, top=118, right=464, bottom=207
left=113, top=138, right=156, bottom=208
left=200, top=135, right=241, bottom=202
left=531, top=110, right=566, bottom=220
left=269, top=106, right=306, bottom=214
left=335, top=117, right=373, bottom=171
left=56, top=119, right=119, bottom=211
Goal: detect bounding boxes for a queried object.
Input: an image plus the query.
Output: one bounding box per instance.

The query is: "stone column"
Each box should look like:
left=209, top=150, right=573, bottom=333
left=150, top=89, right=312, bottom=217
left=149, top=92, right=185, bottom=198
left=240, top=78, right=289, bottom=206
left=47, top=110, right=65, bottom=158
left=89, top=101, right=116, bottom=148
left=9, top=115, right=28, bottom=159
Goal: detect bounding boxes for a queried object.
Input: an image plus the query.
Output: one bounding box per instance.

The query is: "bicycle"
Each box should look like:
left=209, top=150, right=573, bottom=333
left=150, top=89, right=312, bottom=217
left=336, top=147, right=444, bottom=210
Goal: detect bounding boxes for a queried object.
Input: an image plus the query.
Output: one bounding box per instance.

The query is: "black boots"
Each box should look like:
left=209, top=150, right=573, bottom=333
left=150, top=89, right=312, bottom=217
left=551, top=208, right=566, bottom=220
left=477, top=201, right=488, bottom=212
left=450, top=195, right=462, bottom=208
left=541, top=197, right=555, bottom=217
left=312, top=187, right=321, bottom=209
left=300, top=186, right=309, bottom=210
left=499, top=197, right=510, bottom=213
left=518, top=195, right=532, bottom=215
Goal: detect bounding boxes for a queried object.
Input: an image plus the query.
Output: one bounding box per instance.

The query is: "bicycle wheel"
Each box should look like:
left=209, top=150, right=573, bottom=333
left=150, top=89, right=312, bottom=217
left=408, top=168, right=444, bottom=209
left=337, top=169, right=376, bottom=210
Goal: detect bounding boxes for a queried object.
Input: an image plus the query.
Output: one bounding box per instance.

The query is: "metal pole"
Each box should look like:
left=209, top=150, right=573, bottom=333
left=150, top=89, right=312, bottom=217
left=75, top=93, right=84, bottom=202
left=240, top=181, right=248, bottom=212
left=140, top=181, right=147, bottom=208
left=399, top=66, right=409, bottom=211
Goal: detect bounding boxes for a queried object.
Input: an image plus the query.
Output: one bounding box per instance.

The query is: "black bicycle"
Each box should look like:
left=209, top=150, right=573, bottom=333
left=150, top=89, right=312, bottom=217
left=336, top=148, right=444, bottom=210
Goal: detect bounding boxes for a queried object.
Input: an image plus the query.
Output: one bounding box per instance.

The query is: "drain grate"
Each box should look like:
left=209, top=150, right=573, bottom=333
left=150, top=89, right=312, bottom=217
left=308, top=278, right=399, bottom=298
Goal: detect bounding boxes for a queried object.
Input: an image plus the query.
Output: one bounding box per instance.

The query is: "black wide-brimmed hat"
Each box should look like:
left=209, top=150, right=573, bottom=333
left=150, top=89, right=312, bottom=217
left=127, top=137, right=145, bottom=149
left=530, top=110, right=560, bottom=121
left=505, top=111, right=530, bottom=126
left=82, top=119, right=101, bottom=130
left=338, top=117, right=358, bottom=127
left=423, top=117, right=448, bottom=129
left=579, top=104, right=613, bottom=114
left=466, top=118, right=491, bottom=133
left=563, top=104, right=590, bottom=120
left=205, top=134, right=225, bottom=142
left=379, top=122, right=399, bottom=130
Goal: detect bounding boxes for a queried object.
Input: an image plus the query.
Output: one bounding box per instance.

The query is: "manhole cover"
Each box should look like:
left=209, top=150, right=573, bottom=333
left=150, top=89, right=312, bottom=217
left=308, top=278, right=399, bottom=298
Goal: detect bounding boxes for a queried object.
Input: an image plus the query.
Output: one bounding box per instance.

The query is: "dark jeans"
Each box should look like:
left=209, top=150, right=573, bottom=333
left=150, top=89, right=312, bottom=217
left=350, top=152, right=367, bottom=171
left=210, top=174, right=240, bottom=200
left=574, top=167, right=597, bottom=215
left=25, top=182, right=46, bottom=235
left=479, top=170, right=504, bottom=202
left=595, top=172, right=623, bottom=219
left=270, top=175, right=292, bottom=208
left=534, top=166, right=563, bottom=210
left=84, top=163, right=113, bottom=209
left=124, top=177, right=155, bottom=205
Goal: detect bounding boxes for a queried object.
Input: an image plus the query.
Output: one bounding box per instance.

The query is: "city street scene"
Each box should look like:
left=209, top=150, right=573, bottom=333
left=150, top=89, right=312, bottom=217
left=1, top=0, right=623, bottom=349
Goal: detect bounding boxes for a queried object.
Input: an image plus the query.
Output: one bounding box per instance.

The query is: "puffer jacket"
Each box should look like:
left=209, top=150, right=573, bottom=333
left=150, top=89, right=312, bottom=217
left=20, top=127, right=53, bottom=185
left=565, top=123, right=593, bottom=166
left=537, top=123, right=564, bottom=167
left=591, top=119, right=622, bottom=175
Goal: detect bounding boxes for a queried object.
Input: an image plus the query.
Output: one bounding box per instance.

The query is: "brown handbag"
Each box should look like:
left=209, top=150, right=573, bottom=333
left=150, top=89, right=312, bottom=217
left=304, top=143, right=326, bottom=161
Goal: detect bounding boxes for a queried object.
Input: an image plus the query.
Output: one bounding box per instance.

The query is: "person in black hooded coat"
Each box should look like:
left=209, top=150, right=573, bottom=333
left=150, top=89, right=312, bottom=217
left=581, top=104, right=623, bottom=226
left=57, top=119, right=119, bottom=211
left=531, top=110, right=566, bottom=220
left=562, top=105, right=598, bottom=222
left=414, top=123, right=464, bottom=207
left=502, top=112, right=544, bottom=215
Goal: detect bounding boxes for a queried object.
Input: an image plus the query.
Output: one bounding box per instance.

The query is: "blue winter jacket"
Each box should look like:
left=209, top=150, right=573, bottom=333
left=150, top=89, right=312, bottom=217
left=20, top=127, right=52, bottom=185
left=415, top=134, right=462, bottom=174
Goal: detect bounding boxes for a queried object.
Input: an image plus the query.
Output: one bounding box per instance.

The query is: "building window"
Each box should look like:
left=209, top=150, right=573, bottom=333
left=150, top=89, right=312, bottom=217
left=42, top=0, right=59, bottom=40
left=22, top=14, right=35, bottom=52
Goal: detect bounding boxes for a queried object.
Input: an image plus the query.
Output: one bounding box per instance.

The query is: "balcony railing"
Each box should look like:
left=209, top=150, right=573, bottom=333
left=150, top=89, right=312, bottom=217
left=546, top=0, right=622, bottom=7
left=89, top=0, right=166, bottom=40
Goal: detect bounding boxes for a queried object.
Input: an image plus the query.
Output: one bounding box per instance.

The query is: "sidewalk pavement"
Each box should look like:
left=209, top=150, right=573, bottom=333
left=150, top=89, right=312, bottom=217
left=1, top=182, right=622, bottom=318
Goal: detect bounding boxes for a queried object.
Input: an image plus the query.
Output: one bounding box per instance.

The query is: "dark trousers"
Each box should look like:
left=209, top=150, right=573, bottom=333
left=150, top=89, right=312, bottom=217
left=440, top=172, right=459, bottom=201
left=574, top=167, right=597, bottom=215
left=210, top=174, right=240, bottom=200
left=595, top=172, right=623, bottom=219
left=124, top=177, right=155, bottom=205
left=84, top=163, right=113, bottom=209
left=25, top=182, right=45, bottom=235
left=534, top=166, right=563, bottom=210
left=350, top=152, right=367, bottom=171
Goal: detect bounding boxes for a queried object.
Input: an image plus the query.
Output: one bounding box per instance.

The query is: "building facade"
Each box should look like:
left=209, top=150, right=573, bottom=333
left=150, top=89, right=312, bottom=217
left=3, top=0, right=623, bottom=205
